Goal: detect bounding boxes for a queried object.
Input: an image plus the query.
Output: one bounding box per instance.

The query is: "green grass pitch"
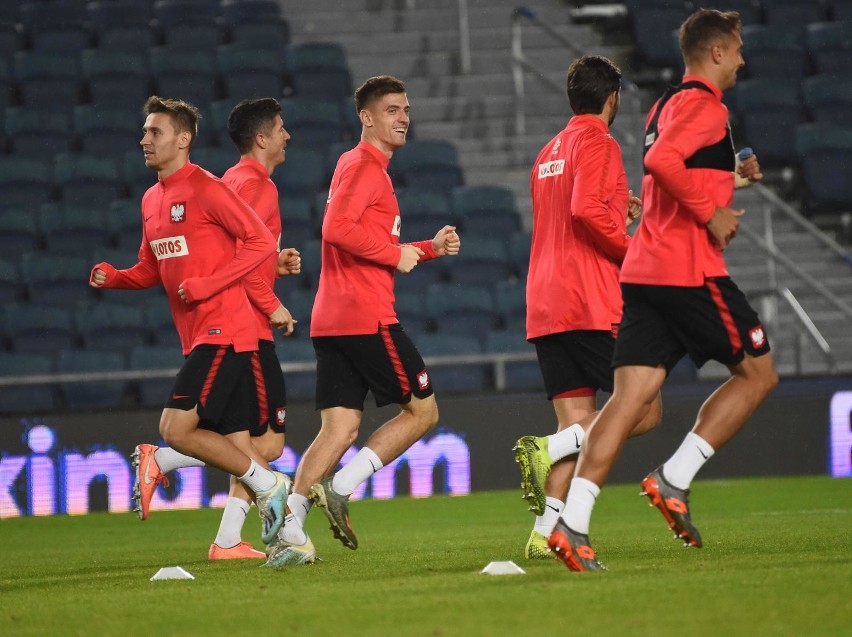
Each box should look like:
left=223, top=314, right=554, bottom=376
left=1, top=475, right=850, bottom=637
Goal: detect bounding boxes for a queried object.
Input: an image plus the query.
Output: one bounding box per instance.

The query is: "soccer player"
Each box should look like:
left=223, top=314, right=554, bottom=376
left=90, top=96, right=291, bottom=547
left=548, top=9, right=777, bottom=571
left=267, top=75, right=460, bottom=560
left=130, top=98, right=306, bottom=561
left=513, top=55, right=662, bottom=560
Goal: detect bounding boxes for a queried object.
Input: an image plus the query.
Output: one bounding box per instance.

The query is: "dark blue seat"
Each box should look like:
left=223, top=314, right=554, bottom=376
left=453, top=185, right=521, bottom=242
left=20, top=0, right=91, bottom=54
left=150, top=46, right=218, bottom=108
left=144, top=295, right=180, bottom=348
left=763, top=0, right=827, bottom=24
left=39, top=204, right=111, bottom=257
left=802, top=75, right=852, bottom=128
left=741, top=24, right=807, bottom=81
left=483, top=329, right=541, bottom=392
left=390, top=141, right=464, bottom=191
left=82, top=49, right=153, bottom=111
left=280, top=97, right=345, bottom=151
left=733, top=79, right=802, bottom=168
left=493, top=279, right=526, bottom=329
left=275, top=337, right=315, bottom=400
left=14, top=51, right=83, bottom=115
left=795, top=123, right=852, bottom=213
left=627, top=2, right=690, bottom=70
left=0, top=258, right=20, bottom=305
left=74, top=104, right=144, bottom=161
left=271, top=147, right=327, bottom=198
left=286, top=42, right=352, bottom=99
left=0, top=210, right=41, bottom=258
left=122, top=149, right=158, bottom=199
left=426, top=282, right=498, bottom=337
left=106, top=199, right=143, bottom=251
left=130, top=344, right=184, bottom=407
left=75, top=300, right=149, bottom=354
left=57, top=348, right=128, bottom=409
left=806, top=22, right=852, bottom=76
left=4, top=107, right=75, bottom=162
left=54, top=153, right=125, bottom=206
left=442, top=237, right=515, bottom=286
left=0, top=157, right=53, bottom=211
left=4, top=302, right=77, bottom=354
left=218, top=45, right=284, bottom=101
left=396, top=188, right=455, bottom=242
left=395, top=290, right=431, bottom=336
left=0, top=351, right=56, bottom=413
left=21, top=252, right=95, bottom=306
left=415, top=333, right=489, bottom=393
left=508, top=231, right=531, bottom=279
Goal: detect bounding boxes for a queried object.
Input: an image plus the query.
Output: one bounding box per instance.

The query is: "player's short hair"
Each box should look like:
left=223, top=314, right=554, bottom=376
left=227, top=98, right=283, bottom=154
left=566, top=55, right=622, bottom=116
left=679, top=9, right=743, bottom=65
left=143, top=96, right=200, bottom=148
left=354, top=75, right=406, bottom=112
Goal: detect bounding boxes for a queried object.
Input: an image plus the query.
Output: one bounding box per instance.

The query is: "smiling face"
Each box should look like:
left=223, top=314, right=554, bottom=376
left=260, top=114, right=291, bottom=169
left=360, top=92, right=410, bottom=157
left=140, top=112, right=190, bottom=178
left=716, top=31, right=745, bottom=91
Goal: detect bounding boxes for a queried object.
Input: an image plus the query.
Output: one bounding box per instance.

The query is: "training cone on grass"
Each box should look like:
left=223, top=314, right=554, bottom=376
left=480, top=561, right=526, bottom=575
left=150, top=566, right=195, bottom=581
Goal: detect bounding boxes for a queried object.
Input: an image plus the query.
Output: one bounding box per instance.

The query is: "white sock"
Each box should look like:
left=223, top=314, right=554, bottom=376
left=239, top=459, right=277, bottom=493
left=279, top=513, right=307, bottom=545
left=561, top=477, right=600, bottom=535
left=154, top=447, right=205, bottom=474
left=546, top=424, right=585, bottom=462
left=287, top=493, right=312, bottom=527
left=662, top=432, right=715, bottom=490
left=213, top=497, right=250, bottom=548
left=533, top=496, right=564, bottom=536
left=332, top=446, right=383, bottom=497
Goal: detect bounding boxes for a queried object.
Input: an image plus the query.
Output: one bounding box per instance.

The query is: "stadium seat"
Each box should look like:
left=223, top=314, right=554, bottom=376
left=106, top=199, right=143, bottom=251
left=74, top=105, right=144, bottom=161
left=416, top=333, right=490, bottom=393
left=324, top=140, right=359, bottom=178
left=14, top=51, right=83, bottom=115
left=806, top=22, right=852, bottom=76
left=161, top=22, right=225, bottom=51
left=191, top=146, right=239, bottom=178
left=54, top=153, right=125, bottom=206
left=87, top=0, right=154, bottom=29
left=0, top=351, right=56, bottom=413
left=271, top=147, right=327, bottom=198
left=21, top=252, right=95, bottom=306
left=396, top=189, right=455, bottom=242
left=275, top=337, right=315, bottom=400
left=452, top=185, right=521, bottom=241
left=75, top=300, right=149, bottom=354
left=20, top=0, right=91, bottom=54
left=763, top=0, right=827, bottom=25
left=145, top=295, right=180, bottom=348
left=395, top=290, right=432, bottom=336
left=3, top=302, right=77, bottom=354
left=291, top=238, right=321, bottom=290
left=390, top=141, right=464, bottom=191
left=442, top=237, right=514, bottom=286
left=0, top=56, right=15, bottom=111
left=56, top=348, right=128, bottom=409
left=802, top=75, right=852, bottom=129
left=0, top=210, right=41, bottom=258
left=627, top=2, right=690, bottom=70
left=150, top=46, right=219, bottom=108
left=276, top=285, right=315, bottom=334
left=280, top=97, right=346, bottom=151
left=4, top=107, right=75, bottom=162
left=217, top=45, right=284, bottom=101
left=287, top=42, right=352, bottom=99
left=740, top=24, right=807, bottom=81
left=483, top=329, right=541, bottom=392
left=733, top=79, right=803, bottom=168
left=830, top=0, right=852, bottom=21
left=426, top=282, right=498, bottom=337
left=508, top=231, right=531, bottom=279
left=82, top=49, right=153, bottom=111
left=123, top=149, right=158, bottom=199
left=712, top=1, right=763, bottom=25
left=0, top=157, right=53, bottom=210
left=493, top=279, right=526, bottom=330
left=129, top=344, right=183, bottom=407
left=152, top=0, right=220, bottom=25
left=39, top=205, right=111, bottom=257
left=0, top=3, right=18, bottom=26
left=95, top=27, right=157, bottom=54
left=280, top=196, right=316, bottom=248
left=795, top=123, right=852, bottom=213
left=0, top=258, right=20, bottom=305
left=220, top=0, right=282, bottom=24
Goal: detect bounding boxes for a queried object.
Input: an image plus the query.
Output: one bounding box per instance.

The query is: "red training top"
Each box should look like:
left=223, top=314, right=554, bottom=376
left=222, top=157, right=282, bottom=342
left=623, top=75, right=734, bottom=286
left=526, top=115, right=631, bottom=340
left=311, top=141, right=438, bottom=336
left=92, top=162, right=277, bottom=354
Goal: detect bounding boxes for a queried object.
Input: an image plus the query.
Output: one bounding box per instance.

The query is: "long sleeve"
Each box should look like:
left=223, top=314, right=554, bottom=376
left=91, top=240, right=161, bottom=289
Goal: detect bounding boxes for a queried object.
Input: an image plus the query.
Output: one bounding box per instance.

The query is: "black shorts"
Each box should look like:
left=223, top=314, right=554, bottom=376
left=613, top=278, right=771, bottom=372
left=250, top=339, right=287, bottom=437
left=313, top=323, right=434, bottom=411
left=531, top=330, right=615, bottom=399
left=168, top=344, right=262, bottom=435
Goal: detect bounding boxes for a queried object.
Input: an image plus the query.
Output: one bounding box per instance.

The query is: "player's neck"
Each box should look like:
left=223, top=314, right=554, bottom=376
left=157, top=157, right=189, bottom=181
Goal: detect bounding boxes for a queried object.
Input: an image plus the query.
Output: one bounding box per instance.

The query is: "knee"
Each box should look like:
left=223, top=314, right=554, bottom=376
left=258, top=436, right=285, bottom=463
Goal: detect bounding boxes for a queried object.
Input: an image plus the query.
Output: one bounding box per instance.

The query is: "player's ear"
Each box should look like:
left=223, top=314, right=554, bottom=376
left=359, top=108, right=372, bottom=127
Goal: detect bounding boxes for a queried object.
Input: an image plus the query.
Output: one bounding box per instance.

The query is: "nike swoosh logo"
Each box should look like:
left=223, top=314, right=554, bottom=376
left=143, top=454, right=156, bottom=485
left=574, top=432, right=580, bottom=448
left=369, top=460, right=380, bottom=472
left=698, top=449, right=709, bottom=459
left=171, top=394, right=191, bottom=400
left=144, top=216, right=153, bottom=222
left=546, top=504, right=560, bottom=513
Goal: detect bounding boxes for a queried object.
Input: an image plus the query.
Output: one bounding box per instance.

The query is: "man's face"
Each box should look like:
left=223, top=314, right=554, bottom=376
left=363, top=92, right=410, bottom=152
left=717, top=32, right=745, bottom=90
left=140, top=112, right=187, bottom=172
left=608, top=91, right=620, bottom=126
left=262, top=114, right=290, bottom=167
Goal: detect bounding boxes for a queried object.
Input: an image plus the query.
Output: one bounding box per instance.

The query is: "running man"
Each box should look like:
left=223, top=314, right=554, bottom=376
left=90, top=96, right=291, bottom=547
left=513, top=55, right=661, bottom=560
left=270, top=75, right=460, bottom=558
left=129, top=98, right=306, bottom=561
left=548, top=9, right=777, bottom=571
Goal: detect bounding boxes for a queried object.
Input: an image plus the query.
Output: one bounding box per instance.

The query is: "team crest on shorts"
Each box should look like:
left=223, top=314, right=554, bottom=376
left=417, top=369, right=430, bottom=390
left=275, top=407, right=286, bottom=426
left=749, top=325, right=766, bottom=349
left=170, top=202, right=186, bottom=223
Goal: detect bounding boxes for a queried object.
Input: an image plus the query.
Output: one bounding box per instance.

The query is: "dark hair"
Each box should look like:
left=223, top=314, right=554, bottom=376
left=566, top=55, right=622, bottom=116
left=679, top=9, right=743, bottom=64
left=143, top=95, right=200, bottom=148
left=354, top=75, right=406, bottom=112
left=227, top=98, right=283, bottom=154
